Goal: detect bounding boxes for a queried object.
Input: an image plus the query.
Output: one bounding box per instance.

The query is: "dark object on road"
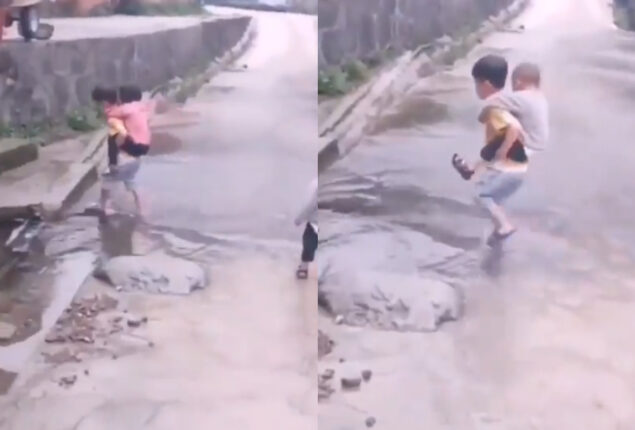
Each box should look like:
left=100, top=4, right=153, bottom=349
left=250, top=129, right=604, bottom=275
left=127, top=315, right=148, bottom=328
left=2, top=0, right=54, bottom=42
left=362, top=369, right=372, bottom=382
left=341, top=376, right=362, bottom=390
left=318, top=330, right=334, bottom=358
left=365, top=417, right=377, bottom=427
left=59, top=375, right=77, bottom=388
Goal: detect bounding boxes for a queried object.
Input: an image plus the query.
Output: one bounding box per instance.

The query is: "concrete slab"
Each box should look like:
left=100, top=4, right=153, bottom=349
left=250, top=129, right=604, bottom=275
left=0, top=139, right=98, bottom=221
left=0, top=139, right=38, bottom=175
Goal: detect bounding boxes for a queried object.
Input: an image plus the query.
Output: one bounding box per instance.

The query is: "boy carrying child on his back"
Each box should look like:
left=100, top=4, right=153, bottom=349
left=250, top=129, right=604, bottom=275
left=452, top=56, right=549, bottom=246
left=91, top=85, right=154, bottom=216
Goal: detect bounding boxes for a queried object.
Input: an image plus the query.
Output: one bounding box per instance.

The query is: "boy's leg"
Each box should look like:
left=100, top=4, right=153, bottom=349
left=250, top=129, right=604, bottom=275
left=297, top=223, right=318, bottom=279
left=100, top=183, right=115, bottom=214
left=121, top=159, right=143, bottom=215
left=475, top=170, right=524, bottom=235
left=107, top=135, right=119, bottom=167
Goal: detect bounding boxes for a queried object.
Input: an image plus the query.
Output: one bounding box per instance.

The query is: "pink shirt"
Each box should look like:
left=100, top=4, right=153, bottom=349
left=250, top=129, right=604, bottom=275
left=106, top=101, right=153, bottom=145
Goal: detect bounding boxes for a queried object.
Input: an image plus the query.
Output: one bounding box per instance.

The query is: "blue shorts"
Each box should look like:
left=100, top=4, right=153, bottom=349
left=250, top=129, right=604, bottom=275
left=103, top=159, right=141, bottom=191
left=476, top=168, right=524, bottom=206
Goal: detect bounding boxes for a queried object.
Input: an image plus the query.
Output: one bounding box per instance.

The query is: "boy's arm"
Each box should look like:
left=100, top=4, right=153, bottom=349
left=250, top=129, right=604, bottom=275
left=108, top=118, right=127, bottom=136
left=495, top=121, right=522, bottom=161
left=106, top=104, right=133, bottom=119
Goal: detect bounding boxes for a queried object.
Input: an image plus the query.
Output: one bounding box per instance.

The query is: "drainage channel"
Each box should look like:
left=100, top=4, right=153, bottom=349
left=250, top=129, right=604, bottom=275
left=0, top=216, right=95, bottom=395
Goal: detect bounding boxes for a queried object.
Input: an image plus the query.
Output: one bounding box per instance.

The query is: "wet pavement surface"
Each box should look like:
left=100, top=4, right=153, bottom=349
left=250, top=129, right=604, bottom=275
left=0, top=9, right=318, bottom=429
left=319, top=0, right=635, bottom=428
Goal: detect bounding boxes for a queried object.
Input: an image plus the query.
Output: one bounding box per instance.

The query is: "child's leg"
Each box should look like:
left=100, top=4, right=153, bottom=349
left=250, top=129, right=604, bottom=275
left=297, top=223, right=318, bottom=279
left=107, top=135, right=119, bottom=167
left=100, top=185, right=114, bottom=214
left=471, top=160, right=488, bottom=180
left=122, top=160, right=143, bottom=215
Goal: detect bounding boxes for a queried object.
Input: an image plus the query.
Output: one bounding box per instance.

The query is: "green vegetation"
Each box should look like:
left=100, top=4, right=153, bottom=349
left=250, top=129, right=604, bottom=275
left=116, top=1, right=206, bottom=16
left=66, top=108, right=102, bottom=133
left=318, top=59, right=373, bottom=96
left=0, top=106, right=102, bottom=145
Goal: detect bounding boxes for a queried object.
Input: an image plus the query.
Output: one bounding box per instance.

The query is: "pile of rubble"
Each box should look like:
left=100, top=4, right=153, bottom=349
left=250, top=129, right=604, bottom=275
left=45, top=294, right=120, bottom=345
left=41, top=293, right=152, bottom=388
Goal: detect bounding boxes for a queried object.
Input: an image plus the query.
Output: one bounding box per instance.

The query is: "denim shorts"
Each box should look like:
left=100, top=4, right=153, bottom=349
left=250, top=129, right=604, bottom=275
left=103, top=159, right=141, bottom=191
left=476, top=168, right=524, bottom=205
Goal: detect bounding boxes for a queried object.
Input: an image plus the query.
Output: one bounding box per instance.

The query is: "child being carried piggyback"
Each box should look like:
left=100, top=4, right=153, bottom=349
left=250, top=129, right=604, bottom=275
left=451, top=56, right=549, bottom=246
left=91, top=84, right=154, bottom=215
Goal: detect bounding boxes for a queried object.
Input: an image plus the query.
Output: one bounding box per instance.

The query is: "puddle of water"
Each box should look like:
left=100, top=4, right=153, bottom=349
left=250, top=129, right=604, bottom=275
left=368, top=96, right=450, bottom=135
left=0, top=252, right=94, bottom=375
left=0, top=369, right=16, bottom=395
left=148, top=132, right=184, bottom=157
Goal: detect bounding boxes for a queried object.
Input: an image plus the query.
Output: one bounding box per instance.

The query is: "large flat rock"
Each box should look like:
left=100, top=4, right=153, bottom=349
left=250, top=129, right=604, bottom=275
left=102, top=253, right=207, bottom=295
left=320, top=270, right=461, bottom=332
left=0, top=138, right=97, bottom=221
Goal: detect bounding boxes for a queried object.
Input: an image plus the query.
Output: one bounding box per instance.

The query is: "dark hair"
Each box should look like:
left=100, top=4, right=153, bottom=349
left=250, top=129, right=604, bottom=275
left=512, top=62, right=541, bottom=85
left=472, top=55, right=508, bottom=90
left=118, top=85, right=143, bottom=103
left=91, top=86, right=118, bottom=104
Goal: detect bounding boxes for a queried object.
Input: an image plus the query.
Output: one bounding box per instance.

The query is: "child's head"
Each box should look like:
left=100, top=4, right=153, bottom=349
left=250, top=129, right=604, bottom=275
left=511, top=62, right=541, bottom=91
left=118, top=85, right=143, bottom=104
left=91, top=86, right=118, bottom=107
left=471, top=55, right=508, bottom=100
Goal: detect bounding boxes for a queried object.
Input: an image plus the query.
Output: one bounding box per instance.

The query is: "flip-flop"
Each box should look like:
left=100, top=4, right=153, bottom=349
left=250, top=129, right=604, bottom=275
left=486, top=229, right=517, bottom=247
left=296, top=267, right=308, bottom=280
left=451, top=154, right=474, bottom=180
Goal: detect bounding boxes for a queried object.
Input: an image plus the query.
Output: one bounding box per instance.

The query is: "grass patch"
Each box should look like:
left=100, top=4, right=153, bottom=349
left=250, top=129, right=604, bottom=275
left=116, top=1, right=205, bottom=16
left=66, top=108, right=102, bottom=133
left=318, top=60, right=373, bottom=97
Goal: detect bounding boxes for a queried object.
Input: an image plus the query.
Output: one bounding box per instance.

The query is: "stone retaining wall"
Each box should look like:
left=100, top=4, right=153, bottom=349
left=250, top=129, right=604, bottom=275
left=319, top=0, right=513, bottom=68
left=0, top=16, right=250, bottom=126
left=614, top=0, right=635, bottom=29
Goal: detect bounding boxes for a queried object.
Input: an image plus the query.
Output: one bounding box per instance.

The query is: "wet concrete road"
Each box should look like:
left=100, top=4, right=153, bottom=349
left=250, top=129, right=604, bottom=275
left=138, top=6, right=317, bottom=242
left=0, top=9, right=318, bottom=430
left=319, top=0, right=635, bottom=428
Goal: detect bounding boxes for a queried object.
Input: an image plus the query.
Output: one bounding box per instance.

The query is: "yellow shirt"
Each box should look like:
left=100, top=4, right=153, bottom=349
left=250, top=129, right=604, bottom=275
left=482, top=107, right=528, bottom=173
left=108, top=117, right=127, bottom=137
left=484, top=107, right=519, bottom=145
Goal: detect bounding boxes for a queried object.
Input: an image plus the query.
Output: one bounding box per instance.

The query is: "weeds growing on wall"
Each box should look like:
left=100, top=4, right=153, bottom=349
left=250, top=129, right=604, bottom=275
left=318, top=60, right=371, bottom=96
left=116, top=1, right=206, bottom=16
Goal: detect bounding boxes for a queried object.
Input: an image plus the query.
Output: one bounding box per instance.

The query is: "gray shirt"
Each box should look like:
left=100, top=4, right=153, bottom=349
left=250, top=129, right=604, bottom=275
left=485, top=89, right=550, bottom=154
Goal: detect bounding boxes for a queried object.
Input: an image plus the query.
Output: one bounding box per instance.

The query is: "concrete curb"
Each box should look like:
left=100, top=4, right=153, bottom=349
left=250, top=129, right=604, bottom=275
left=317, top=0, right=530, bottom=172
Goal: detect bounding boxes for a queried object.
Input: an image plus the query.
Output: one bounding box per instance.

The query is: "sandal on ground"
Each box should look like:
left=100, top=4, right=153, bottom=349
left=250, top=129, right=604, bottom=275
left=452, top=154, right=474, bottom=180
left=296, top=266, right=308, bottom=280
left=486, top=228, right=517, bottom=247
